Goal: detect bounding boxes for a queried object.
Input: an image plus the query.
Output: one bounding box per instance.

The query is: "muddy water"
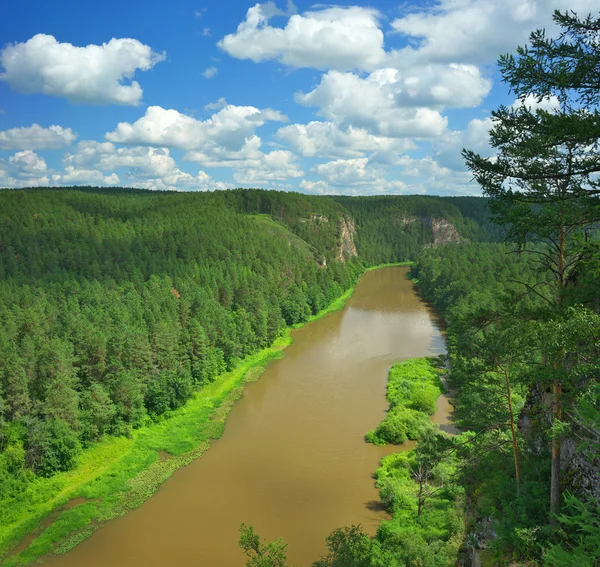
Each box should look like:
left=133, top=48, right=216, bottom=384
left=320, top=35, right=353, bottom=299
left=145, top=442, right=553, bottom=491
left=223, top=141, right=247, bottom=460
left=47, top=266, right=446, bottom=567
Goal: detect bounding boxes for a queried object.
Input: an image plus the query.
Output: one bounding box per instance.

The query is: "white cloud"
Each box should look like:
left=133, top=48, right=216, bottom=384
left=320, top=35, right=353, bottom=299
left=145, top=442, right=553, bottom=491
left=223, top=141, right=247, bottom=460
left=0, top=124, right=77, bottom=150
left=389, top=0, right=599, bottom=66
left=63, top=140, right=226, bottom=191
left=0, top=150, right=50, bottom=187
left=184, top=135, right=264, bottom=167
left=433, top=117, right=494, bottom=170
left=218, top=5, right=385, bottom=71
left=315, top=157, right=385, bottom=187
left=106, top=104, right=287, bottom=151
left=276, top=121, right=416, bottom=159
left=0, top=34, right=165, bottom=105
left=296, top=71, right=448, bottom=138
left=9, top=150, right=47, bottom=174
left=53, top=166, right=120, bottom=186
left=394, top=154, right=480, bottom=195
left=300, top=179, right=330, bottom=194
left=510, top=94, right=560, bottom=113
left=231, top=149, right=303, bottom=185
left=203, top=66, right=218, bottom=79
left=301, top=158, right=418, bottom=195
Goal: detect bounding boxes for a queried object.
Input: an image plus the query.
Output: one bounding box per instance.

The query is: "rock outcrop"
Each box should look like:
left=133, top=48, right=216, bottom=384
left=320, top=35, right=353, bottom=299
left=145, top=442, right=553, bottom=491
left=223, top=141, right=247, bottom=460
left=427, top=217, right=462, bottom=246
left=337, top=216, right=357, bottom=262
left=398, top=216, right=463, bottom=246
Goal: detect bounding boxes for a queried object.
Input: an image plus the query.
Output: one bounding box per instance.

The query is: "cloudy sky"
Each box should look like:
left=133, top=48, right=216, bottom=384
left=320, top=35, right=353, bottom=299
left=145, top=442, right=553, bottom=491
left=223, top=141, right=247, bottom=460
left=0, top=0, right=597, bottom=195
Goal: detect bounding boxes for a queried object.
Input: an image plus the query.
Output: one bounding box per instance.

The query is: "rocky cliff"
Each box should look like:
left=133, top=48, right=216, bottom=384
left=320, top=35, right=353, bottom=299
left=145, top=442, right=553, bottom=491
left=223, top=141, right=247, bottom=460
left=398, top=216, right=463, bottom=246
left=337, top=216, right=358, bottom=262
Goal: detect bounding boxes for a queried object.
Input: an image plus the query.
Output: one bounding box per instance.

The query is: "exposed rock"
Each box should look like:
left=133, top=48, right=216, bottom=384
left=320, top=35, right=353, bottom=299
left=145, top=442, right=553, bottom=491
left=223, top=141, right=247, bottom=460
left=337, top=216, right=357, bottom=262
left=426, top=217, right=463, bottom=246
left=299, top=214, right=329, bottom=223
left=397, top=216, right=463, bottom=246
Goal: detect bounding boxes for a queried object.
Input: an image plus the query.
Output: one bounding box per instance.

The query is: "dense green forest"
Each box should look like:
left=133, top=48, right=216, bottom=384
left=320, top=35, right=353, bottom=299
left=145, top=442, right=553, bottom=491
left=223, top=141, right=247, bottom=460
left=333, top=195, right=503, bottom=264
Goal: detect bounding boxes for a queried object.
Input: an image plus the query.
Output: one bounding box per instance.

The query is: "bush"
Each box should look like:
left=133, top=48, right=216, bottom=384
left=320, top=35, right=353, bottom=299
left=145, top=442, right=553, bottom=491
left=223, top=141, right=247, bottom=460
left=374, top=406, right=431, bottom=445
left=25, top=419, right=81, bottom=476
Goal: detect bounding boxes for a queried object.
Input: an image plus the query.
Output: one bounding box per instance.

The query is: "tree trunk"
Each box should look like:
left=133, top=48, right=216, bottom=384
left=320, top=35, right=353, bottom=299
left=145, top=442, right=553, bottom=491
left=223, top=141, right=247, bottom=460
left=417, top=470, right=425, bottom=517
left=550, top=381, right=562, bottom=524
left=502, top=365, right=521, bottom=494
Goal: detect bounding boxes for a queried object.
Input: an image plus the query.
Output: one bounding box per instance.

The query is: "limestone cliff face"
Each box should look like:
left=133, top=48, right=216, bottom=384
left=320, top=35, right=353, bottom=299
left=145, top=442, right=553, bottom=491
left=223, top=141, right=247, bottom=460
left=398, top=216, right=463, bottom=246
left=427, top=217, right=462, bottom=245
left=337, top=216, right=357, bottom=262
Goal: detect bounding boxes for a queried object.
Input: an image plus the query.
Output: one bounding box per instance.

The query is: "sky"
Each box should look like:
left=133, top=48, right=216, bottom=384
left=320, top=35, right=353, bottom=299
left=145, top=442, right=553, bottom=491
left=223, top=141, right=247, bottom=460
left=0, top=0, right=597, bottom=196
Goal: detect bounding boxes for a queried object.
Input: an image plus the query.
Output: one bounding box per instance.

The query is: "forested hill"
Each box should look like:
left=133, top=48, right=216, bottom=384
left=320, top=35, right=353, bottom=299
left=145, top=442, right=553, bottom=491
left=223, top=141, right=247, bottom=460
left=333, top=194, right=503, bottom=264
left=0, top=186, right=495, bottom=484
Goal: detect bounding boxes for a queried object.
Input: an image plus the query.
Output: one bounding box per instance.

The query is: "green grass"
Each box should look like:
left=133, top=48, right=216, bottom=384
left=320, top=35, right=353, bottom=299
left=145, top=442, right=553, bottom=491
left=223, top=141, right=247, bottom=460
left=365, top=358, right=444, bottom=446
left=249, top=214, right=313, bottom=256
left=366, top=358, right=464, bottom=567
left=365, top=261, right=414, bottom=271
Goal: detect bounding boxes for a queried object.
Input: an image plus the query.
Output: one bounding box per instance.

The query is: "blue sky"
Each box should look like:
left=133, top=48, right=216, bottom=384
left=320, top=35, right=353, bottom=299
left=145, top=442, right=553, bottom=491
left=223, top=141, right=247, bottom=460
left=0, top=0, right=596, bottom=195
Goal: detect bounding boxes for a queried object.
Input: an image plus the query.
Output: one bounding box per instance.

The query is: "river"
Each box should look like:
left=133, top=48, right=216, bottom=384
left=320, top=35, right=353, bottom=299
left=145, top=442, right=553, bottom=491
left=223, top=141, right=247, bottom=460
left=46, top=266, right=447, bottom=567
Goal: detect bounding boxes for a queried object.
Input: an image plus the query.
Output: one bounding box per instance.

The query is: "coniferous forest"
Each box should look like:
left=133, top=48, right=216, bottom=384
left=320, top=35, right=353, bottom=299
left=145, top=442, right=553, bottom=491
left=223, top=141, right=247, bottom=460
left=1, top=9, right=600, bottom=567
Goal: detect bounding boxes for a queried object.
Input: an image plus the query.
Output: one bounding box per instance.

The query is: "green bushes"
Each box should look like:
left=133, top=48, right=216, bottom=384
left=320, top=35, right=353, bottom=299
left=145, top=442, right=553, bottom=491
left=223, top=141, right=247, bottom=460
left=25, top=419, right=82, bottom=477
left=368, top=407, right=432, bottom=445
left=366, top=358, right=442, bottom=445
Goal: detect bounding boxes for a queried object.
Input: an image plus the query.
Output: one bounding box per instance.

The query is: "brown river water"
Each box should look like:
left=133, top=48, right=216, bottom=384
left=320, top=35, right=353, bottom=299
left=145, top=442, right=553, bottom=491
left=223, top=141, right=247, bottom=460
left=46, top=266, right=448, bottom=567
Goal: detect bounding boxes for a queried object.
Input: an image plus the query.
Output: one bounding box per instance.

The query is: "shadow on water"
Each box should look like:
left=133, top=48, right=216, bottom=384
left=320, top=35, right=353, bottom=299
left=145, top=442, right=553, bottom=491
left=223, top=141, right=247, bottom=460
left=364, top=500, right=388, bottom=513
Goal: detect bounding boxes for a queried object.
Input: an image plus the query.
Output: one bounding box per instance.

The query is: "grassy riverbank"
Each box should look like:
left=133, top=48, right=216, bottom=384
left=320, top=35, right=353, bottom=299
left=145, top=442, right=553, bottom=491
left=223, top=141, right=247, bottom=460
left=2, top=264, right=415, bottom=566
left=0, top=337, right=290, bottom=566
left=365, top=358, right=443, bottom=446
left=358, top=358, right=465, bottom=566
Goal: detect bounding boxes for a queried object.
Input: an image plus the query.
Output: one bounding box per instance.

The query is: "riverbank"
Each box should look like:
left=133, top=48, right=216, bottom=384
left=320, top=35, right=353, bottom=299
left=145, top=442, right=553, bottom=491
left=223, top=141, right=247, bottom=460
left=1, top=262, right=410, bottom=567
left=358, top=358, right=465, bottom=567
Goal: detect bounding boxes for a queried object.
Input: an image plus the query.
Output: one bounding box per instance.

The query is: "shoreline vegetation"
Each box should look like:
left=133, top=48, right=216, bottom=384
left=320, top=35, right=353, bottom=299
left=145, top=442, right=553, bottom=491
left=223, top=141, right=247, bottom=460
left=359, top=358, right=465, bottom=566
left=243, top=357, right=467, bottom=567
left=0, top=262, right=409, bottom=567
left=365, top=358, right=444, bottom=446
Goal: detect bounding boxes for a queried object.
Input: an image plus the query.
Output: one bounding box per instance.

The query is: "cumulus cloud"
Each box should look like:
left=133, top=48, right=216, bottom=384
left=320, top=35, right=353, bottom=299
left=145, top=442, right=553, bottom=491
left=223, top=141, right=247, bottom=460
left=232, top=149, right=303, bottom=185
left=276, top=121, right=416, bottom=159
left=299, top=179, right=330, bottom=194
left=0, top=124, right=77, bottom=150
left=394, top=154, right=480, bottom=195
left=296, top=71, right=449, bottom=138
left=300, top=158, right=417, bottom=195
left=184, top=135, right=264, bottom=167
left=0, top=34, right=165, bottom=105
left=0, top=150, right=50, bottom=187
left=53, top=166, right=120, bottom=186
left=106, top=104, right=287, bottom=151
left=433, top=117, right=494, bottom=170
left=63, top=140, right=226, bottom=191
left=314, top=157, right=386, bottom=187
left=510, top=94, right=561, bottom=113
left=218, top=4, right=385, bottom=71
left=389, top=0, right=599, bottom=66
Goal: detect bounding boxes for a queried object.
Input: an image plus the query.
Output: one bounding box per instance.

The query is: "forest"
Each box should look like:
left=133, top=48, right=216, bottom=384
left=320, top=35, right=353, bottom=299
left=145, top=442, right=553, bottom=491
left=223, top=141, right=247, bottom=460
left=1, top=8, right=600, bottom=567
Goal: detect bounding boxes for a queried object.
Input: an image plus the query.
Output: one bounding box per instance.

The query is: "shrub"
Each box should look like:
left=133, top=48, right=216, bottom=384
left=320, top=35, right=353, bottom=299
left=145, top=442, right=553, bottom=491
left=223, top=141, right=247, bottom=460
left=25, top=419, right=81, bottom=476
